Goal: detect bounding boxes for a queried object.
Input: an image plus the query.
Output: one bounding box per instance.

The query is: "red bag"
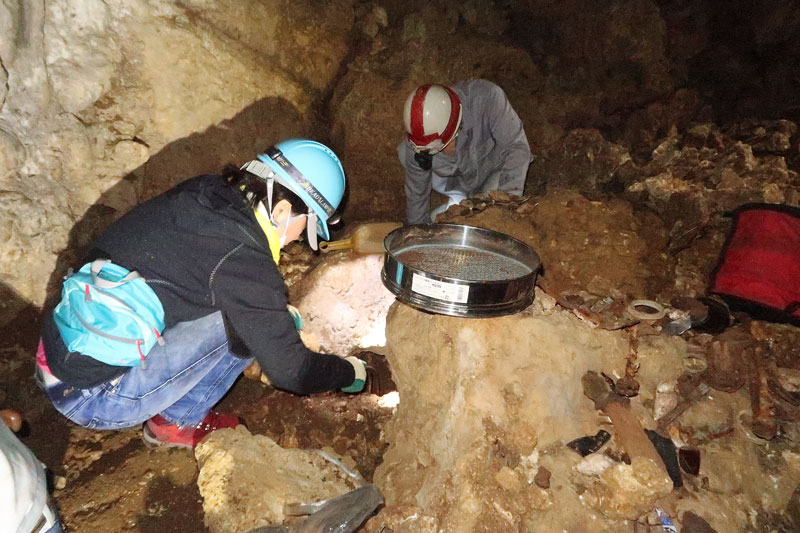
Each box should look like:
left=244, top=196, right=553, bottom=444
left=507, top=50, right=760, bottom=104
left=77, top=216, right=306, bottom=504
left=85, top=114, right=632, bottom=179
left=710, top=204, right=800, bottom=324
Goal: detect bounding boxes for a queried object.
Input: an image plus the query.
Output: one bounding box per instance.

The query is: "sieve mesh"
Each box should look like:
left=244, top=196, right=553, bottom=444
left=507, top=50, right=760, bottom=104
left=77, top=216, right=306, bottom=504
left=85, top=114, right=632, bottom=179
left=395, top=245, right=531, bottom=281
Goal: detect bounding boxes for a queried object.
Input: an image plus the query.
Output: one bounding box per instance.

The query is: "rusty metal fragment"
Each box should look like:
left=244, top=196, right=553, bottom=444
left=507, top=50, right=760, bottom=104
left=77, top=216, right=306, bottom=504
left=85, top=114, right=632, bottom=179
left=749, top=347, right=778, bottom=441
left=700, top=327, right=751, bottom=393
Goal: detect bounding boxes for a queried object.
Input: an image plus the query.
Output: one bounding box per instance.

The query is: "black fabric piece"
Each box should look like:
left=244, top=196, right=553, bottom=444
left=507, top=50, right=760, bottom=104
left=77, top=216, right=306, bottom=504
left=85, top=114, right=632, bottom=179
left=645, top=429, right=683, bottom=488
left=566, top=430, right=611, bottom=456
left=691, top=296, right=732, bottom=334
left=714, top=294, right=800, bottom=327
left=42, top=174, right=354, bottom=393
left=414, top=151, right=433, bottom=170
left=222, top=313, right=251, bottom=359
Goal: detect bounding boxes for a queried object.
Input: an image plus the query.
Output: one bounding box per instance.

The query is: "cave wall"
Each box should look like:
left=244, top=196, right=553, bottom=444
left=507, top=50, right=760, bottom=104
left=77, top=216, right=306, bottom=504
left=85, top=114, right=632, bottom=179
left=2, top=0, right=799, bottom=323
left=2, top=1, right=800, bottom=530
left=0, top=0, right=354, bottom=316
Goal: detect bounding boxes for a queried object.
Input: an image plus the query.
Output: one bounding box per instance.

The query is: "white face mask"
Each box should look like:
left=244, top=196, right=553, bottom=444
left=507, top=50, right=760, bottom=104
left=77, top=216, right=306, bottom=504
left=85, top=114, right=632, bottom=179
left=276, top=212, right=307, bottom=248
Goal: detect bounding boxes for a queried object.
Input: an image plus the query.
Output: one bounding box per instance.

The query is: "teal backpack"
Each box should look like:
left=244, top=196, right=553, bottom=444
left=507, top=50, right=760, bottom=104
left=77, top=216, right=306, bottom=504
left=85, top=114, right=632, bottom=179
left=53, top=260, right=165, bottom=368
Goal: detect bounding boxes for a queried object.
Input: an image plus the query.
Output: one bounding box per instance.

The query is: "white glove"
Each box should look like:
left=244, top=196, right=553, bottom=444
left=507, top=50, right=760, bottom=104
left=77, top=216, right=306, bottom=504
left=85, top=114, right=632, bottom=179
left=341, top=356, right=367, bottom=393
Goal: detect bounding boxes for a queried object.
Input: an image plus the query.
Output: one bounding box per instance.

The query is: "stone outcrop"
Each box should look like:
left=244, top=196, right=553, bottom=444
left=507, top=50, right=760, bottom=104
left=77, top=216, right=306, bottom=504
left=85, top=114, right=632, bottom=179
left=373, top=291, right=639, bottom=530
left=293, top=253, right=396, bottom=355
left=371, top=289, right=800, bottom=531
left=196, top=426, right=357, bottom=533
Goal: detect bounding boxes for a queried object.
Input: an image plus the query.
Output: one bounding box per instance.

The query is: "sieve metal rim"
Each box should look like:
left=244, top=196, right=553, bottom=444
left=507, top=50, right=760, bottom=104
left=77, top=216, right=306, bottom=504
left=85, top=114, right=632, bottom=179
left=383, top=223, right=540, bottom=283
left=381, top=223, right=541, bottom=317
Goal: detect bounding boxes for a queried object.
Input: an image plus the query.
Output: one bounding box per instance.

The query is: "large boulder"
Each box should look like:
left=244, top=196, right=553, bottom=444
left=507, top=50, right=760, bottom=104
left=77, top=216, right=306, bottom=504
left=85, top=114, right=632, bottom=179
left=373, top=291, right=652, bottom=530
left=293, top=253, right=396, bottom=355
left=196, top=426, right=357, bottom=533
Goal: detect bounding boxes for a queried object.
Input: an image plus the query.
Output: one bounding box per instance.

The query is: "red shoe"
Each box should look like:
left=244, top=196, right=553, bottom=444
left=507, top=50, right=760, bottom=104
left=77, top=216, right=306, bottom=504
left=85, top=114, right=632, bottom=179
left=142, top=411, right=241, bottom=449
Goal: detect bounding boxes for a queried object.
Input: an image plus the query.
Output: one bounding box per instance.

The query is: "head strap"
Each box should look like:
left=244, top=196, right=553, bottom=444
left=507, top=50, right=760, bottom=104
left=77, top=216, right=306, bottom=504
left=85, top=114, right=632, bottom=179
left=241, top=151, right=336, bottom=219
left=241, top=152, right=330, bottom=251
left=264, top=146, right=336, bottom=217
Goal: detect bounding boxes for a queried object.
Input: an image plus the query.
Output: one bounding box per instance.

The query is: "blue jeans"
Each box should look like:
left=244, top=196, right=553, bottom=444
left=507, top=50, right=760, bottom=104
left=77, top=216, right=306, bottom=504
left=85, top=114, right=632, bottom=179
left=38, top=312, right=252, bottom=429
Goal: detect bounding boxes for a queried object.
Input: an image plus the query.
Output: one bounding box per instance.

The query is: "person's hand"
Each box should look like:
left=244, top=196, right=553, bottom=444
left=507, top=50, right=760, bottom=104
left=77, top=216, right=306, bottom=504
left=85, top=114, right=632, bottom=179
left=341, top=356, right=367, bottom=393
left=0, top=409, right=22, bottom=432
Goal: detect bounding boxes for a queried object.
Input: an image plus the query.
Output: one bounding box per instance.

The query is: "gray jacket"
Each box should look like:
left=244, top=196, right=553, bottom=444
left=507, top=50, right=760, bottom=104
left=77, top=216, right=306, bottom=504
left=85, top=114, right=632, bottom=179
left=399, top=79, right=532, bottom=224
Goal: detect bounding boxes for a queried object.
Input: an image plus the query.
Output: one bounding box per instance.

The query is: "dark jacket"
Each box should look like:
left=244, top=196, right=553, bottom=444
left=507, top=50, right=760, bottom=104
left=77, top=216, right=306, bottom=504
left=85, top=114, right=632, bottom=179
left=42, top=174, right=354, bottom=393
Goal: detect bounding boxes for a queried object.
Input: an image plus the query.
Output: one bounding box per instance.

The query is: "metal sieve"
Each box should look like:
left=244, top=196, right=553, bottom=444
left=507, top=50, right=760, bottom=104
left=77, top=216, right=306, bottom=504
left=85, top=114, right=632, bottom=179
left=382, top=224, right=541, bottom=317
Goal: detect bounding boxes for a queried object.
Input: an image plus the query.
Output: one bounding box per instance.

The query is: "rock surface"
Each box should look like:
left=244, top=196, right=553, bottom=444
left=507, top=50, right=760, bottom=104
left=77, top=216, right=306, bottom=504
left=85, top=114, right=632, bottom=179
left=374, top=290, right=634, bottom=530
left=583, top=456, right=673, bottom=520
left=330, top=0, right=675, bottom=222
left=293, top=253, right=396, bottom=355
left=195, top=426, right=356, bottom=533
left=371, top=289, right=800, bottom=531
left=1, top=1, right=800, bottom=532
left=0, top=0, right=354, bottom=314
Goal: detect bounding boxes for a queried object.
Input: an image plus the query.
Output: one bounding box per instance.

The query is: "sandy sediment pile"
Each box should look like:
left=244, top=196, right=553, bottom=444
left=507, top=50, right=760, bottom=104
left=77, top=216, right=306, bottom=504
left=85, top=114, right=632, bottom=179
left=369, top=288, right=800, bottom=532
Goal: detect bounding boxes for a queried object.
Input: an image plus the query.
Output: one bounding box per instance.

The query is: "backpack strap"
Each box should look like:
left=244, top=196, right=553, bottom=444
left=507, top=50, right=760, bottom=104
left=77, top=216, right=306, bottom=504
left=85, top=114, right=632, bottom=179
left=90, top=259, right=142, bottom=289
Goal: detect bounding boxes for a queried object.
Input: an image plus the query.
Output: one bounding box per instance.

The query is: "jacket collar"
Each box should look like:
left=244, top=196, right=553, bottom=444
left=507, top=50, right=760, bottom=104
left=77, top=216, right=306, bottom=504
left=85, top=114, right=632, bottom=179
left=253, top=205, right=281, bottom=264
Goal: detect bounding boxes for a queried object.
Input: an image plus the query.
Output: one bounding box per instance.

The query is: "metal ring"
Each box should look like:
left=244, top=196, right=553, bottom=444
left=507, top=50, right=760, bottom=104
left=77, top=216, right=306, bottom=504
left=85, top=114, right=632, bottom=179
left=627, top=299, right=666, bottom=320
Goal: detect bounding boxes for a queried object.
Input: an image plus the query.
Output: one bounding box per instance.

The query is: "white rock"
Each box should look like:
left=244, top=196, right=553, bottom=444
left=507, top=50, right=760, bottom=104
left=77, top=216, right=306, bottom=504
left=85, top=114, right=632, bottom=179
left=575, top=453, right=616, bottom=476
left=44, top=0, right=120, bottom=113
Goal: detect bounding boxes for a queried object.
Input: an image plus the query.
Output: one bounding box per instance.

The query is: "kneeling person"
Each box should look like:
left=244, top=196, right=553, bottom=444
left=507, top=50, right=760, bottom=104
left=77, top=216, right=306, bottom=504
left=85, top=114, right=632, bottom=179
left=399, top=79, right=532, bottom=224
left=37, top=139, right=367, bottom=449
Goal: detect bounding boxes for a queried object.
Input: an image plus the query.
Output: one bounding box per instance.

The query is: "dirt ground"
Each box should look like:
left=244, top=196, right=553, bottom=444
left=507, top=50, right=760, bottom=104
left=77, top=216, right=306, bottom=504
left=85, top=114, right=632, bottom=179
left=6, top=194, right=800, bottom=531
left=0, top=300, right=395, bottom=533
left=4, top=135, right=799, bottom=531
left=2, top=3, right=799, bottom=529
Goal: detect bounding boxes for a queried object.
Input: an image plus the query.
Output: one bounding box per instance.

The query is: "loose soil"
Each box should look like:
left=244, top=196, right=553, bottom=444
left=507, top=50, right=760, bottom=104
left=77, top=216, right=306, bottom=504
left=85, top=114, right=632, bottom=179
left=1, top=306, right=396, bottom=533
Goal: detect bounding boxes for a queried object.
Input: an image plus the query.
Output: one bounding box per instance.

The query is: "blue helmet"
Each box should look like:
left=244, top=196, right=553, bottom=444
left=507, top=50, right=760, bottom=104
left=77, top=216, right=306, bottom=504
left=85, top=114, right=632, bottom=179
left=241, top=139, right=346, bottom=249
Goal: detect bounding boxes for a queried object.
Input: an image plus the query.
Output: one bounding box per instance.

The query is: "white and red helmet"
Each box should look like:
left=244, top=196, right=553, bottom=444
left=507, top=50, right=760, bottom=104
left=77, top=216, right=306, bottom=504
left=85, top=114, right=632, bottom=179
left=403, top=84, right=462, bottom=154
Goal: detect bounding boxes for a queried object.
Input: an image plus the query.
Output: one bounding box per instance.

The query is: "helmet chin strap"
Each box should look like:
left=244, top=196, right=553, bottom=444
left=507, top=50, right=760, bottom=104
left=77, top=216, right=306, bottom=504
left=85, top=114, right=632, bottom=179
left=243, top=160, right=279, bottom=226
left=306, top=212, right=319, bottom=250
left=414, top=151, right=433, bottom=170
left=256, top=199, right=319, bottom=250
left=255, top=199, right=269, bottom=219
left=266, top=177, right=275, bottom=224
left=241, top=159, right=322, bottom=250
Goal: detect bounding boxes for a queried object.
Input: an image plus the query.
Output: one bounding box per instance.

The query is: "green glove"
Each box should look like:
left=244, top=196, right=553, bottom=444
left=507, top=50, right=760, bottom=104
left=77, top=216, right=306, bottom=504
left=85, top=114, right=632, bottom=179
left=287, top=304, right=303, bottom=331
left=341, top=356, right=367, bottom=393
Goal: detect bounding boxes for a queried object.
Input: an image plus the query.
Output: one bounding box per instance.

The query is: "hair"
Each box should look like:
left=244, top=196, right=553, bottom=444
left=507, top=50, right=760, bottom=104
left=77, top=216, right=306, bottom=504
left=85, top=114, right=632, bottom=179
left=222, top=164, right=306, bottom=215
